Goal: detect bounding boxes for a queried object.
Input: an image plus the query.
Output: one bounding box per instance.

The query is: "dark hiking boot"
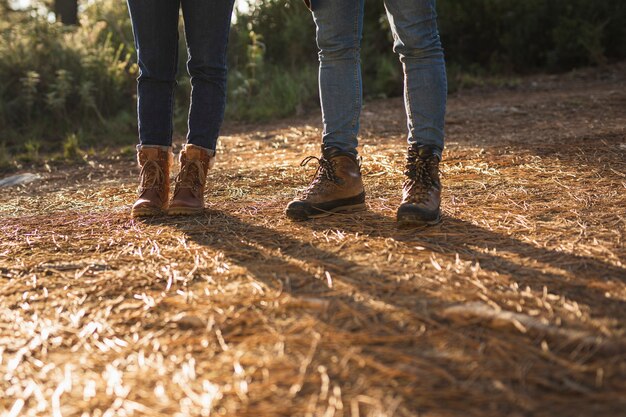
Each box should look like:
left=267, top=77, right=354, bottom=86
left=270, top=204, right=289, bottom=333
left=397, top=145, right=442, bottom=226
left=131, top=145, right=172, bottom=218
left=286, top=147, right=366, bottom=220
left=168, top=144, right=215, bottom=215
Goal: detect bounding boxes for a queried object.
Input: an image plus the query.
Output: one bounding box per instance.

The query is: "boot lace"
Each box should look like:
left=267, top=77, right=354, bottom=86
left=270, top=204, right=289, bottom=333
left=139, top=160, right=165, bottom=192
left=404, top=148, right=439, bottom=204
left=300, top=155, right=339, bottom=197
left=174, top=160, right=205, bottom=193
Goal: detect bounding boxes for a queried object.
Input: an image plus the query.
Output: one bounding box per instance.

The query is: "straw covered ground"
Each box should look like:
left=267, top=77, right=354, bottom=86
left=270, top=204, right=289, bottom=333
left=1, top=64, right=625, bottom=417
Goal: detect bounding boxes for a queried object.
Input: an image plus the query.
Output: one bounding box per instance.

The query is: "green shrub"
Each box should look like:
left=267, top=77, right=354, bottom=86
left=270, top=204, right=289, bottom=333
left=226, top=27, right=317, bottom=121
left=63, top=132, right=81, bottom=160
left=438, top=0, right=626, bottom=72
left=228, top=64, right=318, bottom=121
left=0, top=142, right=11, bottom=170
left=0, top=10, right=135, bottom=153
left=23, top=139, right=41, bottom=162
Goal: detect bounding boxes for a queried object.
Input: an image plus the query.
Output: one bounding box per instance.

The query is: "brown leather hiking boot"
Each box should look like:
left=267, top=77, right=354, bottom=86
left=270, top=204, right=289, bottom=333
left=168, top=144, right=215, bottom=215
left=397, top=145, right=442, bottom=226
left=286, top=147, right=366, bottom=220
left=131, top=145, right=173, bottom=218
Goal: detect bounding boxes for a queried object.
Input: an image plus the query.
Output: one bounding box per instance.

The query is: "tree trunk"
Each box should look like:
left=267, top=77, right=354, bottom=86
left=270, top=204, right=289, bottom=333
left=55, top=0, right=78, bottom=25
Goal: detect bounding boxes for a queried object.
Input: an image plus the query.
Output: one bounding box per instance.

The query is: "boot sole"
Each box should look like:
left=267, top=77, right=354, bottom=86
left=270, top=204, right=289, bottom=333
left=307, top=203, right=367, bottom=219
left=286, top=201, right=366, bottom=221
left=167, top=207, right=204, bottom=216
left=397, top=213, right=441, bottom=227
left=131, top=207, right=164, bottom=218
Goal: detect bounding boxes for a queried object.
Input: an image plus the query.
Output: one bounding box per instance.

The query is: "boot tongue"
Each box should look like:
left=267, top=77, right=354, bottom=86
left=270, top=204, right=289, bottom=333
left=138, top=146, right=165, bottom=166
left=183, top=145, right=208, bottom=160
left=414, top=145, right=441, bottom=160
left=322, top=146, right=357, bottom=162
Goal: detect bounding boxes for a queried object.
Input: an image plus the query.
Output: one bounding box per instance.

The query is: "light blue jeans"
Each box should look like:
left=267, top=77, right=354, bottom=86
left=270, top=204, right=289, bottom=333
left=310, top=0, right=447, bottom=157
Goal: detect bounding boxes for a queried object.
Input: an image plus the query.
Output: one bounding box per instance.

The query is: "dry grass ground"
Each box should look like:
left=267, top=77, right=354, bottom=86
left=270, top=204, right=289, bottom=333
left=1, top=64, right=625, bottom=417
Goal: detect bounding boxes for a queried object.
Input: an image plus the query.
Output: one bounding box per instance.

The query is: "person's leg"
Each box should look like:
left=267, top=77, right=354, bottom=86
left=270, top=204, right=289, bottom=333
left=312, top=0, right=365, bottom=156
left=180, top=0, right=235, bottom=151
left=127, top=0, right=179, bottom=217
left=384, top=0, right=447, bottom=225
left=127, top=0, right=181, bottom=146
left=168, top=0, right=235, bottom=215
left=384, top=0, right=447, bottom=157
left=285, top=0, right=366, bottom=221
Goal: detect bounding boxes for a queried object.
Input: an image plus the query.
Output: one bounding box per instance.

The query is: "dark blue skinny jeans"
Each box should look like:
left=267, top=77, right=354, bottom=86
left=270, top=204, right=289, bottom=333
left=127, top=0, right=235, bottom=150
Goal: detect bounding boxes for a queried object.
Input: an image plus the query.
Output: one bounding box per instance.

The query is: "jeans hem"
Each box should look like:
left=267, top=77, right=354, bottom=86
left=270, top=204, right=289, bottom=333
left=136, top=144, right=172, bottom=151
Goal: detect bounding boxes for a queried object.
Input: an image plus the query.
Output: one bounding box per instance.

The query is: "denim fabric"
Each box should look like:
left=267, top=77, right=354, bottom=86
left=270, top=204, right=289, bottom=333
left=310, top=0, right=447, bottom=157
left=127, top=0, right=235, bottom=150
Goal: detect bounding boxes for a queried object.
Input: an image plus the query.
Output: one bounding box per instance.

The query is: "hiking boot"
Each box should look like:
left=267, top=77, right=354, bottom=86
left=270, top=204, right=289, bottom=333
left=397, top=145, right=442, bottom=226
left=168, top=144, right=215, bottom=215
left=286, top=147, right=366, bottom=220
left=131, top=145, right=173, bottom=218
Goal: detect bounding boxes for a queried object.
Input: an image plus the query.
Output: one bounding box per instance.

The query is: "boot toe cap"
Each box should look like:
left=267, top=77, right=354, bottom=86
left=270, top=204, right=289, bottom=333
left=397, top=203, right=441, bottom=225
left=131, top=199, right=163, bottom=217
left=168, top=189, right=205, bottom=215
left=168, top=200, right=204, bottom=215
left=285, top=200, right=312, bottom=221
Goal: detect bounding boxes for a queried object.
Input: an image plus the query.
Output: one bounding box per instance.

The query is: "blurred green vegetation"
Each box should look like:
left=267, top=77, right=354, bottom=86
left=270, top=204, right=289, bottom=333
left=0, top=0, right=624, bottom=167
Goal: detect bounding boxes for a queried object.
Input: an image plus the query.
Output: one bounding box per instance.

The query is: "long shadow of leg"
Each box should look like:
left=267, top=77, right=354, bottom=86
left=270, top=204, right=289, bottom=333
left=294, top=210, right=626, bottom=317
left=141, top=210, right=626, bottom=416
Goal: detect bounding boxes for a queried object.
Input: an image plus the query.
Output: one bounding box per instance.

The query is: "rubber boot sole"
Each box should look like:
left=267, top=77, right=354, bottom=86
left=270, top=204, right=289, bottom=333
left=286, top=193, right=367, bottom=221
left=305, top=202, right=367, bottom=219
left=397, top=212, right=441, bottom=227
left=131, top=206, right=164, bottom=218
left=167, top=206, right=204, bottom=216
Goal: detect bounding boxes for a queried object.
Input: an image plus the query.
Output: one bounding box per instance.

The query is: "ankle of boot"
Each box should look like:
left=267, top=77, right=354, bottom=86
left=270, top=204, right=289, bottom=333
left=409, top=144, right=442, bottom=160
left=137, top=145, right=174, bottom=168
left=179, top=144, right=216, bottom=170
